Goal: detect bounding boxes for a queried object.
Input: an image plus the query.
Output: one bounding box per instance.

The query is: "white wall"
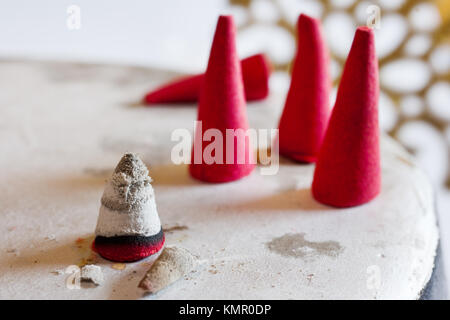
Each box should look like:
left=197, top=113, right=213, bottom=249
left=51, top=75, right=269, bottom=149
left=0, top=0, right=226, bottom=72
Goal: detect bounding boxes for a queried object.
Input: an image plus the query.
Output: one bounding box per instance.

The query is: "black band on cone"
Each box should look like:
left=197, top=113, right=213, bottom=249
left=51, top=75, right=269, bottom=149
left=95, top=227, right=164, bottom=246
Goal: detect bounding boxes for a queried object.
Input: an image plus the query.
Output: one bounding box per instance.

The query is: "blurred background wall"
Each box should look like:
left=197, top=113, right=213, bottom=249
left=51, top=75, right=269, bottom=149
left=0, top=0, right=449, bottom=289
left=0, top=0, right=227, bottom=72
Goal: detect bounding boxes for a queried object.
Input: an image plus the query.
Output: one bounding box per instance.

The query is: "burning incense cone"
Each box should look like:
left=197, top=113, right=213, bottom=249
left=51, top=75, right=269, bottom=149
left=143, top=54, right=271, bottom=104
left=93, top=153, right=165, bottom=262
left=312, top=27, right=380, bottom=208
left=189, top=15, right=255, bottom=183
left=278, top=14, right=331, bottom=163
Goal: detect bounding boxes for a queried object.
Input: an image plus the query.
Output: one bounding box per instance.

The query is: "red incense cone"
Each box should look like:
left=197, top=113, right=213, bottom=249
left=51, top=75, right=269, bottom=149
left=144, top=73, right=202, bottom=104
left=278, top=14, right=331, bottom=163
left=143, top=54, right=271, bottom=104
left=312, top=27, right=380, bottom=208
left=189, top=15, right=255, bottom=183
left=241, top=54, right=271, bottom=100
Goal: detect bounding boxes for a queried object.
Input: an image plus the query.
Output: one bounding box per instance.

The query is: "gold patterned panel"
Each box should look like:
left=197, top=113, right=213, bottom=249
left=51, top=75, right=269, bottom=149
left=231, top=0, right=450, bottom=188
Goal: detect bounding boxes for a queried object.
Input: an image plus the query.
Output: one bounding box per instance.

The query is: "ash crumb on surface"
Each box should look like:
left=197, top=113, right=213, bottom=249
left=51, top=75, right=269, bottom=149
left=45, top=234, right=56, bottom=241
left=138, top=246, right=197, bottom=294
left=80, top=265, right=104, bottom=286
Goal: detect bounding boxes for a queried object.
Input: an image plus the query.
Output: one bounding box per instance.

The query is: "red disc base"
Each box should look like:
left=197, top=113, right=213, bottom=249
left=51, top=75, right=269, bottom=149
left=92, top=233, right=165, bottom=262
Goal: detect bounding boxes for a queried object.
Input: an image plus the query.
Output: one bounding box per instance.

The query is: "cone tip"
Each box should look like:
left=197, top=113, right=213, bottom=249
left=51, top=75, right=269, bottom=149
left=114, top=153, right=148, bottom=179
left=357, top=26, right=374, bottom=33
left=218, top=15, right=234, bottom=26
left=349, top=26, right=376, bottom=57
left=212, top=15, right=236, bottom=44
left=355, top=26, right=375, bottom=42
left=299, top=13, right=318, bottom=22
left=297, top=13, right=322, bottom=35
left=298, top=13, right=320, bottom=26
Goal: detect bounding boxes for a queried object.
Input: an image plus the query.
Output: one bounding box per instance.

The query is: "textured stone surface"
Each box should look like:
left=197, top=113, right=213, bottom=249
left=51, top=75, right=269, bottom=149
left=0, top=60, right=438, bottom=299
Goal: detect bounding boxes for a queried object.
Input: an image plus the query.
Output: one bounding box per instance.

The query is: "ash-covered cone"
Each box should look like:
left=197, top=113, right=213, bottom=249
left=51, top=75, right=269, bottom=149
left=93, top=153, right=165, bottom=262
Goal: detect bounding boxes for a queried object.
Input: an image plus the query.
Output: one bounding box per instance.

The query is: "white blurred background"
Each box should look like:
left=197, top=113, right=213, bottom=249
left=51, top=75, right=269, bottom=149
left=0, top=0, right=449, bottom=295
left=0, top=0, right=226, bottom=72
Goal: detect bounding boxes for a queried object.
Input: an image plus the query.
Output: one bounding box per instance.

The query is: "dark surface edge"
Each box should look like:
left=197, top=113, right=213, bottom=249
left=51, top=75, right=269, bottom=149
left=420, top=194, right=447, bottom=300
left=420, top=241, right=447, bottom=300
